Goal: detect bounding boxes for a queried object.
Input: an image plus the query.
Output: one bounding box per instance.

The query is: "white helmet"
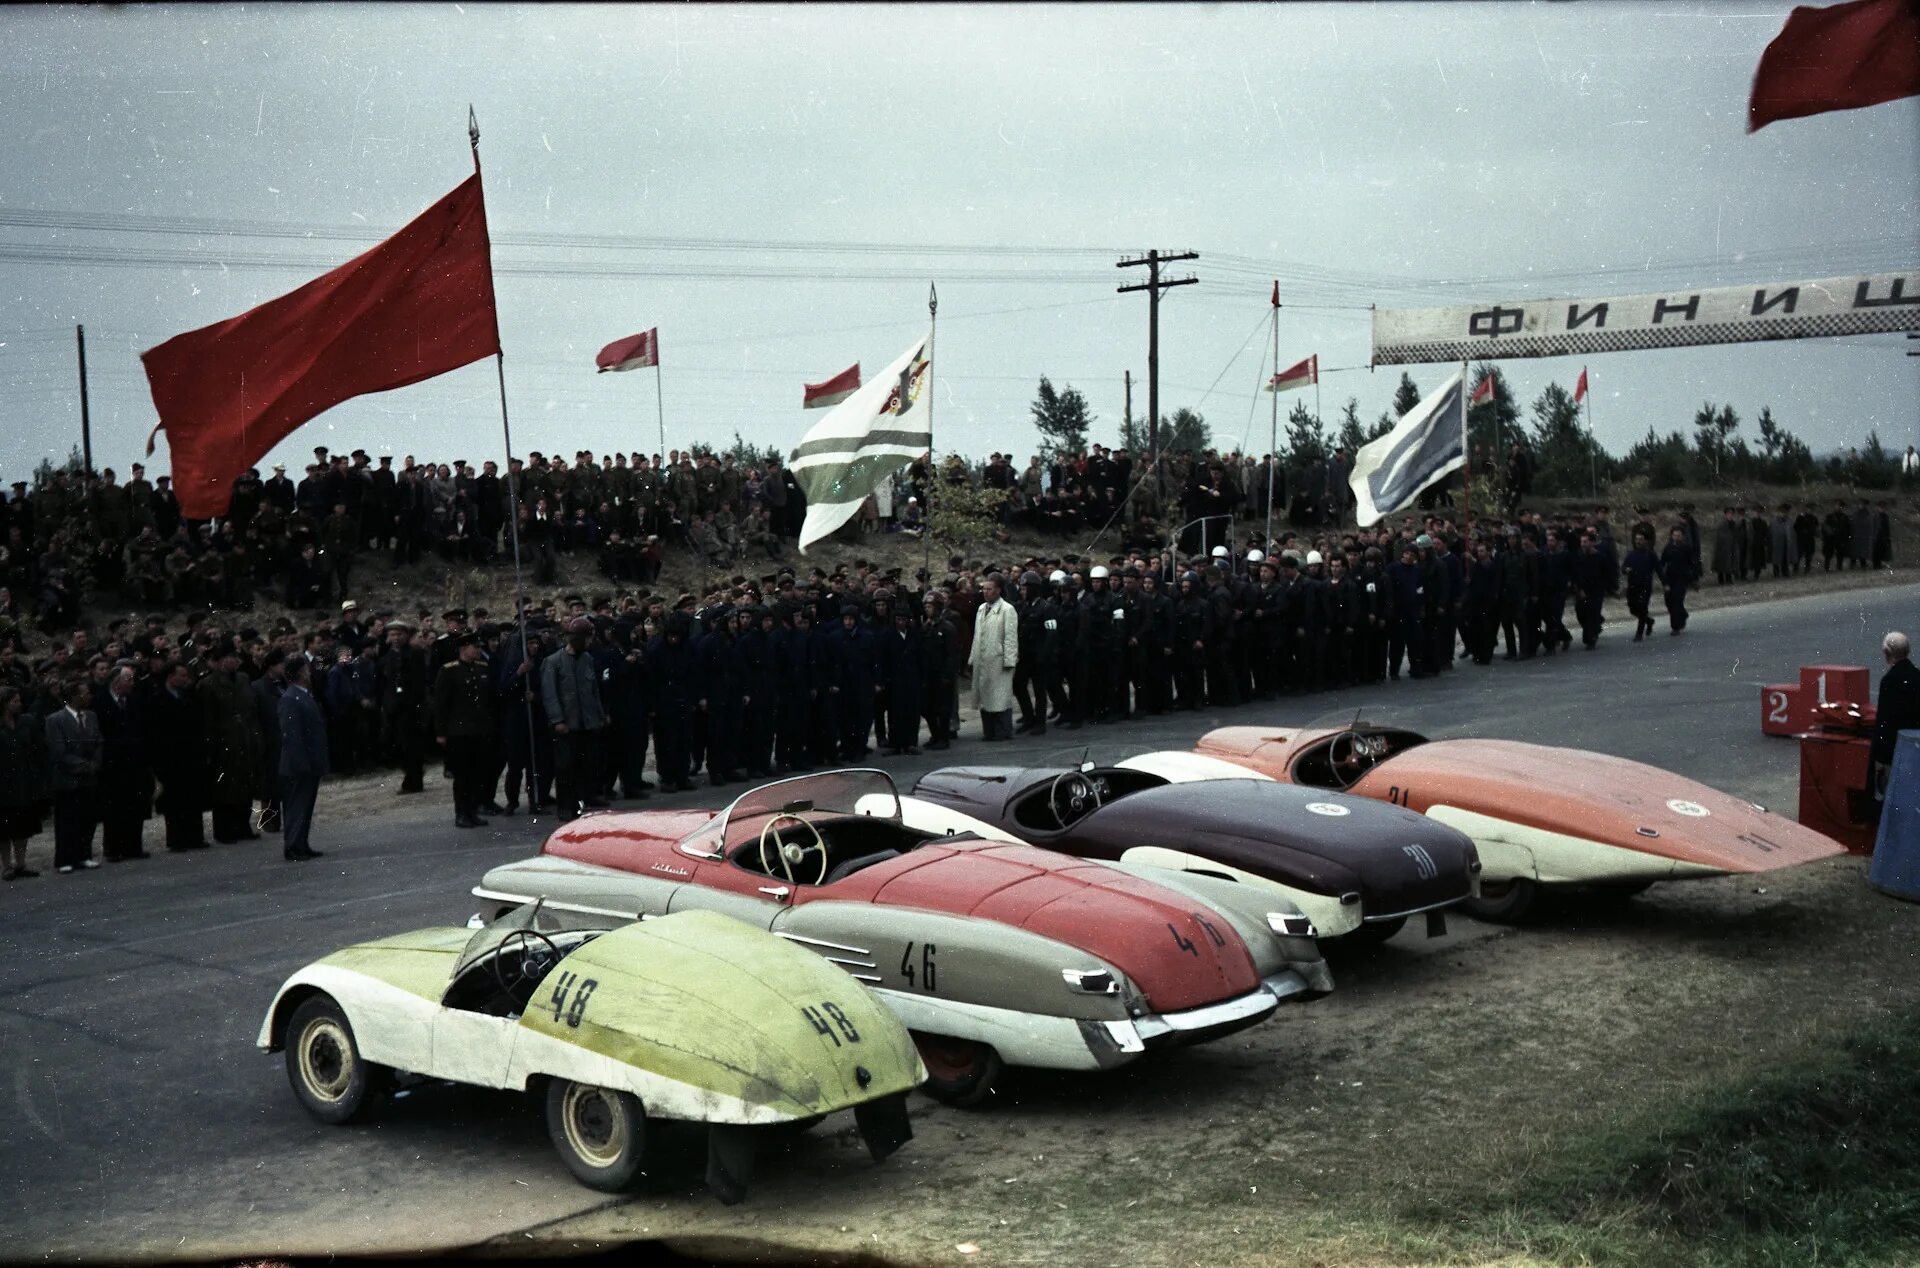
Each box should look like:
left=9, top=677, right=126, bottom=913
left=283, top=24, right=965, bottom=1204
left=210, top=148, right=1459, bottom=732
left=1246, top=549, right=1265, bottom=564
left=1049, top=569, right=1068, bottom=584
left=1210, top=545, right=1229, bottom=559
left=1305, top=550, right=1324, bottom=566
left=1090, top=565, right=1110, bottom=579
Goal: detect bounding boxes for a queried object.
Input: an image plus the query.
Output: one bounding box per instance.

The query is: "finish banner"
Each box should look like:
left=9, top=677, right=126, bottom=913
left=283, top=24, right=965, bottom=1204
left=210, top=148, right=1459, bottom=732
left=1370, top=270, right=1919, bottom=365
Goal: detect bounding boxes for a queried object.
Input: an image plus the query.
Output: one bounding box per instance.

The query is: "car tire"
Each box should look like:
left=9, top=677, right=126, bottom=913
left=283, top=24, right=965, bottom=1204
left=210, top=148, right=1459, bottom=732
left=546, top=1079, right=647, bottom=1192
left=913, top=1032, right=1004, bottom=1109
left=285, top=995, right=388, bottom=1124
left=1343, top=915, right=1408, bottom=946
left=1464, top=877, right=1539, bottom=923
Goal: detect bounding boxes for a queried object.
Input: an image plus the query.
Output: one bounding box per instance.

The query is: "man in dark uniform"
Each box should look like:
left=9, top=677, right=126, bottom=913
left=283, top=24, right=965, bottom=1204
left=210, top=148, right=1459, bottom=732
left=605, top=623, right=655, bottom=798
left=378, top=619, right=429, bottom=793
left=1172, top=571, right=1211, bottom=709
left=921, top=595, right=961, bottom=751
left=770, top=604, right=816, bottom=772
left=647, top=612, right=698, bottom=792
left=1250, top=558, right=1285, bottom=699
left=1570, top=532, right=1609, bottom=649
left=1323, top=554, right=1358, bottom=688
left=1203, top=563, right=1240, bottom=706
left=1497, top=530, right=1536, bottom=661
left=1660, top=527, right=1693, bottom=634
left=1139, top=570, right=1175, bottom=713
left=832, top=603, right=877, bottom=760
left=146, top=661, right=210, bottom=851
left=1013, top=571, right=1054, bottom=736
left=876, top=607, right=923, bottom=755
left=1387, top=544, right=1428, bottom=679
left=432, top=633, right=498, bottom=828
left=1053, top=571, right=1085, bottom=728
left=1538, top=530, right=1573, bottom=655
left=1081, top=566, right=1128, bottom=721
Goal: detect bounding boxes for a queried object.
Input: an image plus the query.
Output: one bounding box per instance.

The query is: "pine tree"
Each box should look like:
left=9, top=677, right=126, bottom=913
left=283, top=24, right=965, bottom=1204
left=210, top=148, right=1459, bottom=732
left=1392, top=372, right=1422, bottom=417
left=1336, top=398, right=1366, bottom=455
left=1160, top=408, right=1212, bottom=454
left=1285, top=401, right=1327, bottom=465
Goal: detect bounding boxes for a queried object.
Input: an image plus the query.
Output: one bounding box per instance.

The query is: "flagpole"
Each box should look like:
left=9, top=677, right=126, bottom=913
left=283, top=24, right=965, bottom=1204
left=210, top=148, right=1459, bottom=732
left=1583, top=372, right=1598, bottom=498
left=924, top=282, right=937, bottom=584
left=653, top=356, right=666, bottom=457
left=470, top=106, right=542, bottom=802
left=1265, top=283, right=1278, bottom=552
left=1460, top=359, right=1471, bottom=539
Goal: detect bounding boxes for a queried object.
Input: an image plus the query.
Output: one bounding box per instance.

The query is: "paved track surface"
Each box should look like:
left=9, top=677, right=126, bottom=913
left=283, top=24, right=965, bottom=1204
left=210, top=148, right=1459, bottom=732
left=4, top=584, right=1912, bottom=1259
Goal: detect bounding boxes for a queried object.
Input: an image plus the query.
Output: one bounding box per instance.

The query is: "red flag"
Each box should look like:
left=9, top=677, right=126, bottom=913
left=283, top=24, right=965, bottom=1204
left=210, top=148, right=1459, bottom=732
left=1271, top=280, right=1279, bottom=308
left=1264, top=354, right=1317, bottom=393
left=1748, top=0, right=1920, bottom=131
left=1574, top=368, right=1589, bottom=403
left=596, top=329, right=659, bottom=373
left=142, top=175, right=498, bottom=520
left=803, top=362, right=861, bottom=409
left=1470, top=374, right=1495, bottom=405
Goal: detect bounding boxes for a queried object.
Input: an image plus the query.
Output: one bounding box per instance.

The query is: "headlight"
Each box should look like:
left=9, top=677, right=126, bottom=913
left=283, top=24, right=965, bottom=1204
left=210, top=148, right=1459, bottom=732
left=1267, top=913, right=1317, bottom=939
left=1062, top=968, right=1119, bottom=994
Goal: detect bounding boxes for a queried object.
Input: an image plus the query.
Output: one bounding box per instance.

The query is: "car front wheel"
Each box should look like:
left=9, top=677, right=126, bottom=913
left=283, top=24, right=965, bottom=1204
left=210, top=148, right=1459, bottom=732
left=913, top=1032, right=1004, bottom=1109
left=1463, top=877, right=1539, bottom=922
left=286, top=995, right=388, bottom=1124
left=545, top=1079, right=648, bottom=1191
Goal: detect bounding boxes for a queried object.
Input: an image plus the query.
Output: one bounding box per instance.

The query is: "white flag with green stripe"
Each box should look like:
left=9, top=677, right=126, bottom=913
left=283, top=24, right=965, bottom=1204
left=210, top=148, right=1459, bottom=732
left=793, top=327, right=932, bottom=552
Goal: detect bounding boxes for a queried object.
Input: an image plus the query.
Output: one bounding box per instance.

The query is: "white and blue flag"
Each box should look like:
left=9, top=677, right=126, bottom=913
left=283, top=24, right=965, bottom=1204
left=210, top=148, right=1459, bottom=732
left=1348, top=371, right=1465, bottom=527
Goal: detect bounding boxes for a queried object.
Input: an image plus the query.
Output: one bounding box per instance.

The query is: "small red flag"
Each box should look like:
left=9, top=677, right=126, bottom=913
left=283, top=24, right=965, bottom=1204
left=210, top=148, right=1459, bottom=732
left=1271, top=280, right=1279, bottom=308
left=596, top=329, right=660, bottom=372
left=141, top=175, right=499, bottom=520
left=1471, top=374, right=1495, bottom=405
left=1265, top=354, right=1317, bottom=394
left=1574, top=368, right=1589, bottom=403
left=1748, top=0, right=1920, bottom=132
left=803, top=362, right=861, bottom=409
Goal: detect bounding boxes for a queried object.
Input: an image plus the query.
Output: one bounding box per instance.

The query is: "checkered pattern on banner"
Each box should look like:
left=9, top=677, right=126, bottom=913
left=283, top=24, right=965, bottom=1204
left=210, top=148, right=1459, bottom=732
left=1373, top=303, right=1919, bottom=366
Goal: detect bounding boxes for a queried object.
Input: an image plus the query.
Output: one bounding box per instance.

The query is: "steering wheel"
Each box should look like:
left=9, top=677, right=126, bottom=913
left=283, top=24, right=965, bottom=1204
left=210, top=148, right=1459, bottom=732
left=489, top=927, right=564, bottom=1000
left=1326, top=731, right=1387, bottom=788
left=759, top=812, right=829, bottom=887
left=1049, top=771, right=1103, bottom=830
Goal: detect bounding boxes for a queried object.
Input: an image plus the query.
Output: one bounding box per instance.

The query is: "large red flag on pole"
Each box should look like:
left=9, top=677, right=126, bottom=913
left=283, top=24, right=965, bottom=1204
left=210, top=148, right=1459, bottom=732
left=1748, top=0, right=1920, bottom=131
left=141, top=174, right=499, bottom=519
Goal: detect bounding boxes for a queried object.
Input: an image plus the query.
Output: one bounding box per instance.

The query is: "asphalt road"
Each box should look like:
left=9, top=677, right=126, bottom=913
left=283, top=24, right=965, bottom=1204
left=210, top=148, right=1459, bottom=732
left=3, top=582, right=1912, bottom=1260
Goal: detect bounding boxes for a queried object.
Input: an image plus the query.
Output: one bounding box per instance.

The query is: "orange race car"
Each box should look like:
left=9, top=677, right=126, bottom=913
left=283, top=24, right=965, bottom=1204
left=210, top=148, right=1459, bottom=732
left=1189, top=722, right=1846, bottom=921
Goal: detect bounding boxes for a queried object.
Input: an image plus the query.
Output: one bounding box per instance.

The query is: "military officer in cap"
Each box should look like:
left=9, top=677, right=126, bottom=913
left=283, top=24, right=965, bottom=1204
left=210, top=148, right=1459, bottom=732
left=378, top=618, right=429, bottom=794
left=1012, top=571, right=1055, bottom=736
left=433, top=632, right=498, bottom=828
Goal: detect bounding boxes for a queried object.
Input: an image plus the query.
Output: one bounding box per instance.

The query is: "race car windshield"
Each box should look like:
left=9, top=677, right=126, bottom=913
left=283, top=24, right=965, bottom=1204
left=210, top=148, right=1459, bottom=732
left=678, top=768, right=902, bottom=856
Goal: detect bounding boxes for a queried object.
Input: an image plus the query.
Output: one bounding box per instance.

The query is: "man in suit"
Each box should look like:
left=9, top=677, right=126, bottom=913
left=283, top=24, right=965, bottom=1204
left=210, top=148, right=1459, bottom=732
left=96, top=665, right=153, bottom=861
left=146, top=662, right=210, bottom=852
left=45, top=682, right=103, bottom=873
left=277, top=656, right=328, bottom=861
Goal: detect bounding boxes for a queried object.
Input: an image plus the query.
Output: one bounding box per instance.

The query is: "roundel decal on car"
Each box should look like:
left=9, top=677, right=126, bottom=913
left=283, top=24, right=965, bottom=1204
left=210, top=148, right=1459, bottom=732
left=1666, top=799, right=1711, bottom=817
left=1305, top=802, right=1350, bottom=817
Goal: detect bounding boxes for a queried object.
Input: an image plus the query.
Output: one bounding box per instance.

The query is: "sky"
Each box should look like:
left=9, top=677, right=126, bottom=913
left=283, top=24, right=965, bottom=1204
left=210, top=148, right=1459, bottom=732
left=1, top=2, right=1915, bottom=487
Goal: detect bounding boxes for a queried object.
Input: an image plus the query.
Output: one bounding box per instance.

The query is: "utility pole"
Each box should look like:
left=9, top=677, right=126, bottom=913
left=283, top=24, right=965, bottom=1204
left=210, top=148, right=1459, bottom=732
left=75, top=324, right=93, bottom=475
left=1123, top=370, right=1132, bottom=446
left=1117, top=250, right=1198, bottom=504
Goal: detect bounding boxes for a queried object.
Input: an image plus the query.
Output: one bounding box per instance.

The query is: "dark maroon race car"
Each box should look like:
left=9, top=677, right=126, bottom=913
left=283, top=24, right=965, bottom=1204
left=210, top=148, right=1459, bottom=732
left=896, top=756, right=1480, bottom=944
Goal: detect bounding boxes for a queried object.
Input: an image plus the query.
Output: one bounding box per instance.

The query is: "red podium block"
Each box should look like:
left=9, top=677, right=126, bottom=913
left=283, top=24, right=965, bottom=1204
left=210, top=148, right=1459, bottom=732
left=1761, top=684, right=1807, bottom=736
left=1798, top=729, right=1878, bottom=854
left=1798, top=665, right=1870, bottom=709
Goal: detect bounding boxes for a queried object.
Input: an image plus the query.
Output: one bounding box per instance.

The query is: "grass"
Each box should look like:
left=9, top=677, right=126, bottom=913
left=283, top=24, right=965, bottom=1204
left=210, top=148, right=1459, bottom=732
left=1367, top=1006, right=1920, bottom=1267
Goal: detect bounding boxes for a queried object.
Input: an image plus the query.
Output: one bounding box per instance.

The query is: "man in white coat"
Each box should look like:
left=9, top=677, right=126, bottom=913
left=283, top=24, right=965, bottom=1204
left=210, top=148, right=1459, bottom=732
left=969, top=573, right=1020, bottom=741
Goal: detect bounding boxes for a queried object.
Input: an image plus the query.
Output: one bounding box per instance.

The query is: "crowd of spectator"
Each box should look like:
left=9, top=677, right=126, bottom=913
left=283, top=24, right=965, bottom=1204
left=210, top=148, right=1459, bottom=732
left=0, top=436, right=1902, bottom=881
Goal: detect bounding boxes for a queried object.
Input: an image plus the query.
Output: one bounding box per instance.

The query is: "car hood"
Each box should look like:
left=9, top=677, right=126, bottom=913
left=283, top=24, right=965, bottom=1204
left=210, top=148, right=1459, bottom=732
left=816, top=840, right=1266, bottom=1014
left=1355, top=739, right=1845, bottom=873
left=1074, top=783, right=1479, bottom=914
left=540, top=809, right=719, bottom=870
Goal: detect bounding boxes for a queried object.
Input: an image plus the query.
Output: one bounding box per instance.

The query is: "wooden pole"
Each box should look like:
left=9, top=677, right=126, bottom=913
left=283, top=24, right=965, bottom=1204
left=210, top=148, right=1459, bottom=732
left=924, top=282, right=936, bottom=582
left=75, top=324, right=94, bottom=475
